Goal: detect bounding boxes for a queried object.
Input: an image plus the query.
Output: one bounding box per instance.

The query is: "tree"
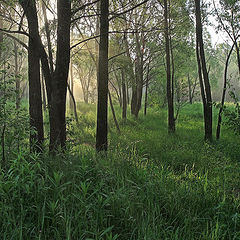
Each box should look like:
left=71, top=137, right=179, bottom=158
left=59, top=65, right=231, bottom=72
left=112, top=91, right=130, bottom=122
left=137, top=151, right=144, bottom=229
left=96, top=0, right=109, bottom=152
left=195, top=0, right=212, bottom=141
left=213, top=0, right=240, bottom=74
left=216, top=39, right=238, bottom=139
left=164, top=0, right=175, bottom=132
left=19, top=0, right=44, bottom=151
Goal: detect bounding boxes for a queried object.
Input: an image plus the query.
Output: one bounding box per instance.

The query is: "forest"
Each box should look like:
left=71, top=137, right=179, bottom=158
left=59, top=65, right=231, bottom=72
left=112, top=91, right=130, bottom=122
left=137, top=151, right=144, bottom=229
left=0, top=0, right=240, bottom=239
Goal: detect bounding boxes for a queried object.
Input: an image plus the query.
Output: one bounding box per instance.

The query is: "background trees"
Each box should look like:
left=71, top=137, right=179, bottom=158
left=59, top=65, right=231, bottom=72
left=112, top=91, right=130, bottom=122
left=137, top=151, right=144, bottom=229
left=0, top=0, right=239, bottom=155
left=1, top=1, right=240, bottom=238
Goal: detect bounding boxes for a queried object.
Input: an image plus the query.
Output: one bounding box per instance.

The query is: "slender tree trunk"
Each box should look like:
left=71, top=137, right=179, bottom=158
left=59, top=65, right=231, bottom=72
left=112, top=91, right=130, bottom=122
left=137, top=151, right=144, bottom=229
left=69, top=60, right=74, bottom=110
left=96, top=0, right=109, bottom=152
left=216, top=42, right=236, bottom=139
left=109, top=91, right=120, bottom=132
left=117, top=79, right=122, bottom=108
left=41, top=0, right=54, bottom=73
left=164, top=0, right=175, bottom=133
left=134, top=32, right=144, bottom=118
left=49, top=0, right=71, bottom=152
left=67, top=83, right=79, bottom=124
left=41, top=69, right=47, bottom=111
left=187, top=74, right=193, bottom=104
left=195, top=0, right=212, bottom=141
left=234, top=41, right=240, bottom=74
left=1, top=63, right=6, bottom=167
left=131, top=85, right=137, bottom=115
left=14, top=40, right=21, bottom=109
left=170, top=35, right=175, bottom=113
left=144, top=62, right=150, bottom=116
left=0, top=3, right=3, bottom=59
left=126, top=81, right=129, bottom=105
left=121, top=69, right=127, bottom=120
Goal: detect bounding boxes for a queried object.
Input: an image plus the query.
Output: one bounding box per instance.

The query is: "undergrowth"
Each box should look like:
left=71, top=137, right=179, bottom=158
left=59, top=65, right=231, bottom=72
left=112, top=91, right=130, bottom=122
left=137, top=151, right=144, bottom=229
left=0, top=103, right=240, bottom=239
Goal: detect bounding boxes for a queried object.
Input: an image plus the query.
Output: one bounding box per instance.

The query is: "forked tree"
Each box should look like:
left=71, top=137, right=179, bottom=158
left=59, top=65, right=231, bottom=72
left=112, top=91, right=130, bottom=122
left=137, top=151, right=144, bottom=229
left=195, top=0, right=212, bottom=141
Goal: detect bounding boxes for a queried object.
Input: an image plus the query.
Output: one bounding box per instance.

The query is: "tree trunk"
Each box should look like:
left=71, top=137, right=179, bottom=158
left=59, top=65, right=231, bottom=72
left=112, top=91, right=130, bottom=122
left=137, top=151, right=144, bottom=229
left=144, top=62, right=150, bottom=116
left=67, top=82, right=79, bottom=124
left=164, top=0, right=175, bottom=133
left=0, top=3, right=3, bottom=59
left=187, top=73, right=193, bottom=104
left=216, top=41, right=236, bottom=139
left=41, top=0, right=54, bottom=73
left=109, top=91, right=120, bottom=133
left=126, top=81, right=129, bottom=105
left=41, top=69, right=47, bottom=111
left=14, top=40, right=21, bottom=109
left=96, top=0, right=109, bottom=152
left=195, top=0, right=212, bottom=141
left=117, top=78, right=122, bottom=108
left=121, top=69, right=127, bottom=120
left=131, top=85, right=137, bottom=116
left=234, top=41, right=240, bottom=74
left=20, top=0, right=44, bottom=151
left=49, top=0, right=71, bottom=152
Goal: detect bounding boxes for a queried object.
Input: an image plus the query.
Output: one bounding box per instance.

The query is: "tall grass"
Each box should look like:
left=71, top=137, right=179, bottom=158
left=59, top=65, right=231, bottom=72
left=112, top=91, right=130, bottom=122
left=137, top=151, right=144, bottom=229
left=0, top=103, right=239, bottom=239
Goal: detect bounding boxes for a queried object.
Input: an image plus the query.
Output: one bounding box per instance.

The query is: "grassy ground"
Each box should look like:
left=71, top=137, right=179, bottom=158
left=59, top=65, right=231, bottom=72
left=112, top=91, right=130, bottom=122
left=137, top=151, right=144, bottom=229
left=0, top=103, right=240, bottom=239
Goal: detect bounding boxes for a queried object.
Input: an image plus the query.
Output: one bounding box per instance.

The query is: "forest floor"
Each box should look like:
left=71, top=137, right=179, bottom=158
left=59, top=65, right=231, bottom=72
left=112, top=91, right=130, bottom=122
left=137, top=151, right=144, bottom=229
left=1, top=103, right=240, bottom=239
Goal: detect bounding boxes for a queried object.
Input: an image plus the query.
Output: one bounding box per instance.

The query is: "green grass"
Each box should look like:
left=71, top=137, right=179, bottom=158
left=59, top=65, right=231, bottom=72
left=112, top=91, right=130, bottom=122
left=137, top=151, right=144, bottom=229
left=0, top=103, right=240, bottom=239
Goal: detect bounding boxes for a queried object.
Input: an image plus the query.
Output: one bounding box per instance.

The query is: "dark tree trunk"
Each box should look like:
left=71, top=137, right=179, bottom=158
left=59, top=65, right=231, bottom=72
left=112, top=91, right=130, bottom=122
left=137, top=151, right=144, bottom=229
left=41, top=0, right=54, bottom=74
left=187, top=73, right=193, bottom=104
left=109, top=91, right=120, bottom=133
left=144, top=62, right=150, bottom=116
left=216, top=41, right=236, bottom=139
left=41, top=69, right=47, bottom=112
left=133, top=31, right=144, bottom=118
left=234, top=41, right=240, bottom=74
left=121, top=69, right=127, bottom=120
left=14, top=40, right=20, bottom=109
left=0, top=4, right=3, bottom=59
left=131, top=85, right=137, bottom=115
left=69, top=60, right=74, bottom=110
left=126, top=81, right=129, bottom=105
left=117, top=78, right=122, bottom=108
left=135, top=73, right=143, bottom=118
left=49, top=0, right=71, bottom=152
left=164, top=0, right=175, bottom=133
left=20, top=0, right=44, bottom=151
left=195, top=0, right=212, bottom=141
left=67, top=83, right=79, bottom=124
left=96, top=0, right=109, bottom=152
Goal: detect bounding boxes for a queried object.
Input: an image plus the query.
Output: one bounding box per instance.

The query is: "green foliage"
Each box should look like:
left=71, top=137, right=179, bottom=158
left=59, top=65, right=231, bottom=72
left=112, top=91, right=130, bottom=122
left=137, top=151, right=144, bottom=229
left=223, top=92, right=240, bottom=134
left=0, top=69, right=29, bottom=164
left=1, top=103, right=240, bottom=239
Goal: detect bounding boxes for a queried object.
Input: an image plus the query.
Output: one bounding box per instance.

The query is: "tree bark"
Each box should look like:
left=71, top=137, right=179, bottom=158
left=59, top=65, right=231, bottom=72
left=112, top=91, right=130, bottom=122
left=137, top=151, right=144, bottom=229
left=216, top=42, right=236, bottom=139
left=67, top=82, right=79, bottom=124
left=41, top=69, right=47, bottom=112
left=164, top=0, right=175, bottom=133
left=195, top=0, right=212, bottom=141
left=121, top=69, right=127, bottom=120
left=96, top=0, right=109, bottom=152
left=20, top=0, right=44, bottom=151
left=69, top=60, right=74, bottom=110
left=144, top=61, right=150, bottom=116
left=187, top=73, right=193, bottom=104
left=49, top=0, right=71, bottom=152
left=0, top=3, right=3, bottom=59
left=109, top=91, right=120, bottom=133
left=14, top=40, right=21, bottom=109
